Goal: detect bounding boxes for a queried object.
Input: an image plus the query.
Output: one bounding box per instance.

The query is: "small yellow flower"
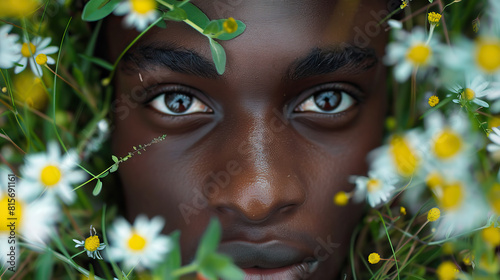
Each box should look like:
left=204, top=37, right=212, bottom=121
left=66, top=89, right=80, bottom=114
left=223, top=17, right=238, bottom=33
left=333, top=191, right=349, bottom=206
left=84, top=235, right=101, bottom=252
left=427, top=207, right=441, bottom=222
left=428, top=12, right=442, bottom=25
left=35, top=53, right=47, bottom=65
left=400, top=0, right=408, bottom=9
left=73, top=225, right=106, bottom=259
left=481, top=225, right=500, bottom=247
left=436, top=261, right=458, bottom=280
left=400, top=206, right=406, bottom=216
left=428, top=95, right=440, bottom=107
left=368, top=252, right=381, bottom=264
left=1, top=87, right=6, bottom=93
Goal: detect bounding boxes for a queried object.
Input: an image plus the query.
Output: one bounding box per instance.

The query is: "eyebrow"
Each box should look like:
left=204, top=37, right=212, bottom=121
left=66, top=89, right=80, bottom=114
left=122, top=44, right=378, bottom=80
left=122, top=44, right=219, bottom=79
left=285, top=45, right=378, bottom=80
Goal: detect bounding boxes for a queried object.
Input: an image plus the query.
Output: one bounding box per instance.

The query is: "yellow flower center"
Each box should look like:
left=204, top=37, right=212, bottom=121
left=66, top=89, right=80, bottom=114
left=367, top=179, right=381, bottom=193
left=333, top=191, right=349, bottom=206
left=427, top=207, right=441, bottom=222
left=0, top=0, right=38, bottom=18
left=428, top=12, right=442, bottom=25
left=482, top=226, right=500, bottom=247
left=223, top=17, right=238, bottom=33
left=0, top=196, right=23, bottom=232
left=428, top=95, right=440, bottom=107
left=461, top=88, right=475, bottom=101
left=36, top=53, right=47, bottom=65
left=436, top=261, right=458, bottom=280
left=21, top=42, right=36, bottom=57
left=433, top=130, right=462, bottom=159
left=128, top=232, right=147, bottom=251
left=406, top=44, right=432, bottom=66
left=40, top=165, right=62, bottom=187
left=390, top=136, right=419, bottom=177
left=130, top=0, right=156, bottom=15
left=476, top=39, right=500, bottom=73
left=84, top=235, right=101, bottom=252
left=441, top=183, right=463, bottom=210
left=368, top=253, right=381, bottom=264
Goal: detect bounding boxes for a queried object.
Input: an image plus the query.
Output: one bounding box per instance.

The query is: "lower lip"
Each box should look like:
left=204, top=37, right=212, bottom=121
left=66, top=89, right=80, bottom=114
left=243, top=262, right=314, bottom=280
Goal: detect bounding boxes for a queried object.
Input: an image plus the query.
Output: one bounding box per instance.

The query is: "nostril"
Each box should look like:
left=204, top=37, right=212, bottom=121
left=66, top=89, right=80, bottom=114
left=278, top=204, right=298, bottom=214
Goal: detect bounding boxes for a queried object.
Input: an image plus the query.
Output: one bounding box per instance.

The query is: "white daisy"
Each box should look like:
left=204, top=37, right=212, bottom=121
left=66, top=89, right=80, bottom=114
left=385, top=27, right=440, bottom=82
left=73, top=225, right=106, bottom=260
left=14, top=36, right=58, bottom=77
left=450, top=75, right=492, bottom=108
left=423, top=111, right=475, bottom=168
left=0, top=167, right=60, bottom=268
left=20, top=141, right=87, bottom=205
left=431, top=179, right=489, bottom=239
left=442, top=36, right=500, bottom=82
left=368, top=129, right=426, bottom=180
left=0, top=24, right=21, bottom=69
left=106, top=215, right=172, bottom=271
left=350, top=170, right=398, bottom=207
left=114, top=0, right=160, bottom=31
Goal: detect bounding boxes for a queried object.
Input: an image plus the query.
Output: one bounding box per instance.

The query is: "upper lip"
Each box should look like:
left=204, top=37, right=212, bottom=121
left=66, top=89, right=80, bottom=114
left=218, top=240, right=315, bottom=269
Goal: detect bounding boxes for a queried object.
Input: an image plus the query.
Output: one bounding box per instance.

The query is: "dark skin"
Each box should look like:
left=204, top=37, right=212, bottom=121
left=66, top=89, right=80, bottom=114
left=108, top=0, right=389, bottom=278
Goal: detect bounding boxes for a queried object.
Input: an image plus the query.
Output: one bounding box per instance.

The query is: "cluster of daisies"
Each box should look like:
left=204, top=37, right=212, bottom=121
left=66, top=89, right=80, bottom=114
left=333, top=0, right=500, bottom=278
left=0, top=143, right=172, bottom=272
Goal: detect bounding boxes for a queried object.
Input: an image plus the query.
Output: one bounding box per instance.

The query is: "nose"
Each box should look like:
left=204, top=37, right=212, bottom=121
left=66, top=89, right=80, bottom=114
left=208, top=112, right=306, bottom=224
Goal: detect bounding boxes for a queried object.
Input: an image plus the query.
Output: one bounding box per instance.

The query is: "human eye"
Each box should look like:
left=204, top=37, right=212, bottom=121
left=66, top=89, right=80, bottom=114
left=294, top=85, right=357, bottom=114
left=147, top=85, right=213, bottom=116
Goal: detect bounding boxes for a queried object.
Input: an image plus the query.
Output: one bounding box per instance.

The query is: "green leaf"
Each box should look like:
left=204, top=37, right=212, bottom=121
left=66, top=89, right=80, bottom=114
left=82, top=0, right=121, bottom=22
left=208, top=38, right=226, bottom=75
left=199, top=254, right=244, bottom=280
left=93, top=180, right=103, bottom=196
left=203, top=20, right=221, bottom=35
left=98, top=171, right=109, bottom=178
left=183, top=3, right=210, bottom=28
left=78, top=54, right=113, bottom=71
left=213, top=20, right=246, bottom=40
left=156, top=19, right=167, bottom=28
left=195, top=218, right=221, bottom=261
left=163, top=7, right=187, bottom=21
left=110, top=163, right=119, bottom=173
left=112, top=155, right=119, bottom=163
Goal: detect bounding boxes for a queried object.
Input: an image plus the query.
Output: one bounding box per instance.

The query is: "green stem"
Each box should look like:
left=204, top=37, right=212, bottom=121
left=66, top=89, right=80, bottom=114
left=73, top=164, right=113, bottom=191
left=70, top=250, right=86, bottom=259
left=156, top=0, right=204, bottom=33
left=171, top=262, right=198, bottom=277
left=377, top=211, right=400, bottom=280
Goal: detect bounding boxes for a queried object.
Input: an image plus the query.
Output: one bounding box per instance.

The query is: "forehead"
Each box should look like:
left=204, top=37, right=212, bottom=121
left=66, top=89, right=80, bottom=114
left=108, top=0, right=390, bottom=64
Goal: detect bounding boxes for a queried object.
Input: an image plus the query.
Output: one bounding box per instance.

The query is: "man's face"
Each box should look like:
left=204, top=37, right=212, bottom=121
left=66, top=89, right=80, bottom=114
left=109, top=0, right=390, bottom=278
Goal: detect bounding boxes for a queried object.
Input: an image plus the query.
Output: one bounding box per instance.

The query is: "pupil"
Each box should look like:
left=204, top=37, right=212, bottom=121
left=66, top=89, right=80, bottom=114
left=165, top=93, right=192, bottom=113
left=314, top=91, right=340, bottom=111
